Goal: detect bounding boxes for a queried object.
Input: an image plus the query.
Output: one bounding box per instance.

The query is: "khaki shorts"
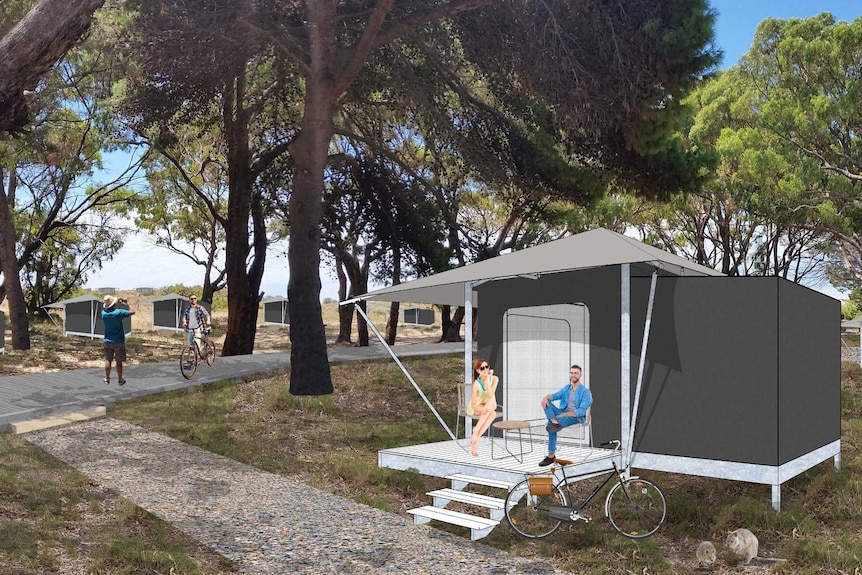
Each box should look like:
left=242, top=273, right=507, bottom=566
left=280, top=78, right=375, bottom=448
left=104, top=342, right=127, bottom=363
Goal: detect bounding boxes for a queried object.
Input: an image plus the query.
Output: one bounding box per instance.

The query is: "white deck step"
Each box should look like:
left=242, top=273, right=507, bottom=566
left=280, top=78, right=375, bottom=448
left=445, top=473, right=516, bottom=491
left=427, top=488, right=506, bottom=520
left=407, top=505, right=499, bottom=541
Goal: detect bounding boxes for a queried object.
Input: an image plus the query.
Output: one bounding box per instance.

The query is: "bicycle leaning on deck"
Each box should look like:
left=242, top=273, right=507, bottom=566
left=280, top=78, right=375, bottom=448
left=180, top=326, right=216, bottom=380
left=504, top=440, right=666, bottom=539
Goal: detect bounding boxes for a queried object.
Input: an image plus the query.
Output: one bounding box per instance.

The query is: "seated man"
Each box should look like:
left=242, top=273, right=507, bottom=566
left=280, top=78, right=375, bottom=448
left=538, top=364, right=593, bottom=466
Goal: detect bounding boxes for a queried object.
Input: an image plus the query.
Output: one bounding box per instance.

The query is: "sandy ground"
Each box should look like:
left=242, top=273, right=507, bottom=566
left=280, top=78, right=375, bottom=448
left=0, top=294, right=442, bottom=375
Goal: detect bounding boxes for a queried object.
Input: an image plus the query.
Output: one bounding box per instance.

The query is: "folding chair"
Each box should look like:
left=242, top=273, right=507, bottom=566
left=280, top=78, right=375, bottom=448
left=454, top=382, right=501, bottom=450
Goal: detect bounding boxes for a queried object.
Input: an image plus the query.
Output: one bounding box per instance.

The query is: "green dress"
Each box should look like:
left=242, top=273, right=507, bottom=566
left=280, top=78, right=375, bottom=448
left=468, top=378, right=490, bottom=416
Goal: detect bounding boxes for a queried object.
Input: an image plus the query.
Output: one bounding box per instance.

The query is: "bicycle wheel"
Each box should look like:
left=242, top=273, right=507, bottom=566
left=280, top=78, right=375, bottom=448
left=180, top=345, right=198, bottom=380
left=605, top=477, right=666, bottom=539
left=203, top=340, right=216, bottom=366
left=505, top=478, right=567, bottom=539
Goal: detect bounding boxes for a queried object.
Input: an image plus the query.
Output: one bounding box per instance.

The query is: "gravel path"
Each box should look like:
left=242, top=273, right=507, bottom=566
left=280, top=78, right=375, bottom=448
left=25, top=418, right=568, bottom=575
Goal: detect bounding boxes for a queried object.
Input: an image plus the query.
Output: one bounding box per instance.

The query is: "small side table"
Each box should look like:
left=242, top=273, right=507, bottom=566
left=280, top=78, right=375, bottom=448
left=491, top=420, right=534, bottom=463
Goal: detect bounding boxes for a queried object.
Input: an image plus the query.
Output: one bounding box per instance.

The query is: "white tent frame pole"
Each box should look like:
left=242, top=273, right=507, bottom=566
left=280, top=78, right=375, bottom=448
left=626, top=270, right=658, bottom=469
left=464, top=282, right=473, bottom=439
left=354, top=304, right=456, bottom=440
left=621, top=264, right=631, bottom=466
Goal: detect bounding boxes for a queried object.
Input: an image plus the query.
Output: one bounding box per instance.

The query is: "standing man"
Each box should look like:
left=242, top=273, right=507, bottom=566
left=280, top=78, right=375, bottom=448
left=538, top=365, right=593, bottom=466
left=181, top=294, right=211, bottom=348
left=102, top=295, right=135, bottom=385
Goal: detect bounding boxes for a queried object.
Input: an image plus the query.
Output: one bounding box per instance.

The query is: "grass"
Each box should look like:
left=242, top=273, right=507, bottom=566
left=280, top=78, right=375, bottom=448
left=3, top=354, right=860, bottom=573
left=109, top=356, right=862, bottom=574
left=0, top=433, right=238, bottom=574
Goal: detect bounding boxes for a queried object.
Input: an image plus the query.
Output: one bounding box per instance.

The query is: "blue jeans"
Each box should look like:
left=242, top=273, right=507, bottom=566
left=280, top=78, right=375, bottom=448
left=544, top=403, right=586, bottom=454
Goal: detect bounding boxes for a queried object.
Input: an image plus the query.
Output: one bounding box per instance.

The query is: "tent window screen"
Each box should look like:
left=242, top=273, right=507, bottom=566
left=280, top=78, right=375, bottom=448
left=503, top=304, right=589, bottom=442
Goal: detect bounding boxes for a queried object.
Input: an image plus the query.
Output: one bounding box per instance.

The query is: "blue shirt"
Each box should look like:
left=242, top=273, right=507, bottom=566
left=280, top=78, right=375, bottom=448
left=101, top=308, right=131, bottom=344
left=550, top=382, right=593, bottom=418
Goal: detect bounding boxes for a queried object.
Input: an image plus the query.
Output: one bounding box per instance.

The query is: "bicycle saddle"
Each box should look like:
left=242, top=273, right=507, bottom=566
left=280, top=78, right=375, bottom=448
left=553, top=458, right=574, bottom=466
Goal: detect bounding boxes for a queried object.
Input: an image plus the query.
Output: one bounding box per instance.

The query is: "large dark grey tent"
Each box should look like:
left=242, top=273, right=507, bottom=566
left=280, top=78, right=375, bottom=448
left=0, top=310, right=5, bottom=353
left=44, top=294, right=131, bottom=338
left=260, top=297, right=289, bottom=326
left=347, top=228, right=841, bottom=510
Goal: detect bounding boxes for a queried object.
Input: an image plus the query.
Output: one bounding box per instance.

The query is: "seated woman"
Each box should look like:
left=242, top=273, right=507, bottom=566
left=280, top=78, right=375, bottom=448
left=469, top=358, right=499, bottom=456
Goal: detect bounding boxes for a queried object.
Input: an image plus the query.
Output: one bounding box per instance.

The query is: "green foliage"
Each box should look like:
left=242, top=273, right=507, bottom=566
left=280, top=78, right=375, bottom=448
left=841, top=299, right=859, bottom=320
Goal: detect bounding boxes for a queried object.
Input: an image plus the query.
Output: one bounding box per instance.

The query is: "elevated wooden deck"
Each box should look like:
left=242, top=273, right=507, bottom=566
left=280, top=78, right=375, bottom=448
left=379, top=437, right=619, bottom=485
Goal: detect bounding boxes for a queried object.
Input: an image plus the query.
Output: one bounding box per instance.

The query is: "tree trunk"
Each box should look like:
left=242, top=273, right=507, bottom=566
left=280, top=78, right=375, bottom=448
left=354, top=263, right=369, bottom=347
left=334, top=255, right=353, bottom=343
left=0, top=176, right=30, bottom=350
left=287, top=77, right=335, bottom=395
left=221, top=72, right=265, bottom=356
left=444, top=306, right=465, bottom=342
left=0, top=0, right=105, bottom=134
left=356, top=300, right=369, bottom=347
left=384, top=244, right=401, bottom=345
left=385, top=302, right=400, bottom=345
left=439, top=305, right=451, bottom=343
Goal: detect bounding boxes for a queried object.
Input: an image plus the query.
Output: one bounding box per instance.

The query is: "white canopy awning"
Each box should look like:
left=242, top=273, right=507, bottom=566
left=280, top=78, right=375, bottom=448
left=349, top=228, right=722, bottom=306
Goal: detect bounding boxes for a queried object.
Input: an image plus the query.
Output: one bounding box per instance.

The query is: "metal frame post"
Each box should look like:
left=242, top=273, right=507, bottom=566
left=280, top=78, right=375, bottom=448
left=464, top=282, right=473, bottom=439
left=626, top=270, right=658, bottom=468
left=621, top=264, right=630, bottom=464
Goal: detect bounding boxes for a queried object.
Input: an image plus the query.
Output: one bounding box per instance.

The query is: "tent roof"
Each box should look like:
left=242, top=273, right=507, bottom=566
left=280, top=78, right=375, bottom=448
left=842, top=318, right=862, bottom=330
left=260, top=296, right=288, bottom=305
left=43, top=294, right=103, bottom=308
left=139, top=293, right=187, bottom=304
left=351, top=227, right=723, bottom=306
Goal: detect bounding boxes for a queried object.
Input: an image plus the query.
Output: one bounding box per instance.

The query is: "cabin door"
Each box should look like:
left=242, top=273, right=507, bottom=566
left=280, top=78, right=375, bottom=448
left=503, top=304, right=589, bottom=436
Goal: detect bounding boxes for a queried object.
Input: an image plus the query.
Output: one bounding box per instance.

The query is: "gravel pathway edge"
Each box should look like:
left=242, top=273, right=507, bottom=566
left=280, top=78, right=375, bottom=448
left=25, top=418, right=570, bottom=575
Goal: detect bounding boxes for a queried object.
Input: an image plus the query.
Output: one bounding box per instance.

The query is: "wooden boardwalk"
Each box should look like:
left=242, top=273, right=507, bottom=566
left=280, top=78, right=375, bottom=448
left=0, top=342, right=464, bottom=429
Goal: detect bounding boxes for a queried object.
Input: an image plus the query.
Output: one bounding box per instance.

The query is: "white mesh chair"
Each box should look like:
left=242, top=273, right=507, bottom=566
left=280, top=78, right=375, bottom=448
left=555, top=406, right=592, bottom=449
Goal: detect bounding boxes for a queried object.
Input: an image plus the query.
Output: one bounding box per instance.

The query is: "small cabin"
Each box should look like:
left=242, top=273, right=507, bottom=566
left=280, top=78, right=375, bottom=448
left=44, top=294, right=131, bottom=339
left=261, top=297, right=289, bottom=326
left=140, top=293, right=187, bottom=331
left=403, top=306, right=435, bottom=326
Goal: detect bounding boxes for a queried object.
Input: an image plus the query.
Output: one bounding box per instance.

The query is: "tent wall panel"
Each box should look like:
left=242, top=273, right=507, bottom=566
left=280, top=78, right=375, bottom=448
left=0, top=310, right=5, bottom=351
left=67, top=302, right=102, bottom=336
left=778, top=281, right=841, bottom=464
left=263, top=300, right=289, bottom=325
left=154, top=300, right=181, bottom=329
left=477, top=266, right=622, bottom=444
left=631, top=277, right=779, bottom=465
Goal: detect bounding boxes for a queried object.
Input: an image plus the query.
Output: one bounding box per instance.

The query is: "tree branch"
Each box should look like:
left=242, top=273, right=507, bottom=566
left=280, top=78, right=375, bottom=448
left=0, top=0, right=105, bottom=133
left=334, top=0, right=395, bottom=96
left=372, top=0, right=495, bottom=49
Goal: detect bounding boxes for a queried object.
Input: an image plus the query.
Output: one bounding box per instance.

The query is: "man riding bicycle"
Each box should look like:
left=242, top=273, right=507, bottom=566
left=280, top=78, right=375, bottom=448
left=180, top=294, right=211, bottom=347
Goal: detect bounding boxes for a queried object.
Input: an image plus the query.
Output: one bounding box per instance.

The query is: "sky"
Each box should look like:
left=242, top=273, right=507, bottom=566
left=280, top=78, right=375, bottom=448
left=84, top=1, right=862, bottom=301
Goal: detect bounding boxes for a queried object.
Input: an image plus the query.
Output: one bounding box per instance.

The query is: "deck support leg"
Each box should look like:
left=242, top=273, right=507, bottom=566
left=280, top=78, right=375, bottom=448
left=834, top=453, right=841, bottom=471
left=771, top=484, right=781, bottom=512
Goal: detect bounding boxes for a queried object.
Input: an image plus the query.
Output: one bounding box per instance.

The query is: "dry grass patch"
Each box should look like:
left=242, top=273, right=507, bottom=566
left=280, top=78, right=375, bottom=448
left=108, top=356, right=862, bottom=574
left=0, top=433, right=238, bottom=574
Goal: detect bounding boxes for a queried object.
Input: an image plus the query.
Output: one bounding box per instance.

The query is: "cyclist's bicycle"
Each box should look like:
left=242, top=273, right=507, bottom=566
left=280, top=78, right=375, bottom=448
left=180, top=326, right=216, bottom=380
left=505, top=440, right=666, bottom=539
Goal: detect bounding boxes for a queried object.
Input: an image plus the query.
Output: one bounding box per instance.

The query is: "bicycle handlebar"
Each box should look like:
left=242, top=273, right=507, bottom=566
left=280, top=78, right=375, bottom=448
left=599, top=440, right=622, bottom=451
